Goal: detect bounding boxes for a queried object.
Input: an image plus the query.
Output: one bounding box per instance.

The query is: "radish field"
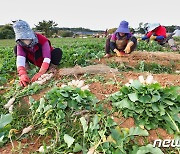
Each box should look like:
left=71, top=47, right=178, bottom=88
left=0, top=37, right=180, bottom=154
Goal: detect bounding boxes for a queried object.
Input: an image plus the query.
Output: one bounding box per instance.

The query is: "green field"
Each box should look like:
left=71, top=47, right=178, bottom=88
left=0, top=38, right=179, bottom=153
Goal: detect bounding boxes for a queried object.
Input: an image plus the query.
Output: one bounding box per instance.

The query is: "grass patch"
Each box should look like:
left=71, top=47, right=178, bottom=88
left=136, top=61, right=174, bottom=74
left=108, top=61, right=174, bottom=74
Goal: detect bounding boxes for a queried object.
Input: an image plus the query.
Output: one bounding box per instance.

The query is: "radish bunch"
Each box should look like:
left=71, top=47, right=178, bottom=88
left=61, top=80, right=89, bottom=91
left=34, top=73, right=53, bottom=85
left=125, top=75, right=157, bottom=87
left=4, top=97, right=15, bottom=113
left=139, top=75, right=157, bottom=84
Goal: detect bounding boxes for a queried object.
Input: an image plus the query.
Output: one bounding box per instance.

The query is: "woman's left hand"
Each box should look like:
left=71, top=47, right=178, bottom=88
left=31, top=72, right=44, bottom=82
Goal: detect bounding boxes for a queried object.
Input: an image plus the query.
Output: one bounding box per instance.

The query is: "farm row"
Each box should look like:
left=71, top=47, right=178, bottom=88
left=0, top=37, right=180, bottom=153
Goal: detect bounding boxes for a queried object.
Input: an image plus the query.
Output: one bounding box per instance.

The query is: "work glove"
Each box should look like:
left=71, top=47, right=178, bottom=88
left=150, top=35, right=157, bottom=40
left=31, top=62, right=49, bottom=82
left=137, top=38, right=142, bottom=41
left=124, top=41, right=134, bottom=54
left=17, top=66, right=30, bottom=87
left=113, top=49, right=125, bottom=57
left=113, top=49, right=122, bottom=57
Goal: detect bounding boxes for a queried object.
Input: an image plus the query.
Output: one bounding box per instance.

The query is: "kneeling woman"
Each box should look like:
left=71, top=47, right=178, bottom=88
left=13, top=20, right=63, bottom=87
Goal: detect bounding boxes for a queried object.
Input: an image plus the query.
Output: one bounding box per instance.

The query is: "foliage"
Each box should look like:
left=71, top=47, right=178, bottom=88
left=107, top=28, right=117, bottom=34
left=135, top=22, right=149, bottom=34
left=110, top=80, right=180, bottom=133
left=29, top=86, right=98, bottom=152
left=0, top=24, right=15, bottom=39
left=108, top=61, right=174, bottom=74
left=136, top=61, right=174, bottom=74
left=0, top=38, right=105, bottom=85
left=108, top=61, right=134, bottom=72
left=58, top=27, right=104, bottom=34
left=34, top=20, right=58, bottom=37
left=0, top=37, right=179, bottom=153
left=173, top=36, right=180, bottom=42
left=165, top=25, right=176, bottom=33
left=0, top=47, right=16, bottom=85
left=137, top=41, right=163, bottom=51
left=59, top=30, right=74, bottom=37
left=57, top=38, right=105, bottom=67
left=28, top=85, right=163, bottom=153
left=0, top=114, right=12, bottom=147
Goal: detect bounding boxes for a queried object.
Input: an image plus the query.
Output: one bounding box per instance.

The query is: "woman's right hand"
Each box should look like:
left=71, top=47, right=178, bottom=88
left=19, top=74, right=30, bottom=87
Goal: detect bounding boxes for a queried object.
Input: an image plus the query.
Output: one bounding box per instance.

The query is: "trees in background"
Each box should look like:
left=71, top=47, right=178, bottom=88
left=0, top=20, right=179, bottom=39
left=34, top=20, right=58, bottom=37
left=0, top=24, right=14, bottom=39
left=135, top=22, right=178, bottom=34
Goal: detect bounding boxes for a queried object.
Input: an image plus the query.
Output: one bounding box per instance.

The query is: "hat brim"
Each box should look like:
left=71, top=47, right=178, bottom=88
left=148, top=24, right=160, bottom=32
left=116, top=27, right=130, bottom=33
left=148, top=26, right=158, bottom=32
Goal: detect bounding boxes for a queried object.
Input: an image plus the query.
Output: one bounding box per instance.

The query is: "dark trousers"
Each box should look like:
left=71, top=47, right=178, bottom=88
left=105, top=35, right=112, bottom=54
left=14, top=46, right=63, bottom=66
left=51, top=48, right=63, bottom=65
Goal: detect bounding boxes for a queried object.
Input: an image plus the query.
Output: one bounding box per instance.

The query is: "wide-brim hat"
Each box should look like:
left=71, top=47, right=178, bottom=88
left=116, top=20, right=130, bottom=33
left=13, top=20, right=36, bottom=41
left=148, top=23, right=160, bottom=32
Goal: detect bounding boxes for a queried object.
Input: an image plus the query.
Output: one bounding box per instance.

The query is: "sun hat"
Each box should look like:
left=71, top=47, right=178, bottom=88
left=148, top=23, right=160, bottom=32
left=13, top=20, right=36, bottom=41
left=116, top=20, right=130, bottom=33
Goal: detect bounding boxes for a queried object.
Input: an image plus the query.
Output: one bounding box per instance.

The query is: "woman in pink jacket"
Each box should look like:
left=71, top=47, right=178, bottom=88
left=13, top=20, right=63, bottom=87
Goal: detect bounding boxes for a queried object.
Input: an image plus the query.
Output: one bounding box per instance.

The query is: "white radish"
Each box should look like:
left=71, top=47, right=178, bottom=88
left=68, top=82, right=73, bottom=86
left=41, top=79, right=47, bottom=83
left=45, top=76, right=51, bottom=80
left=38, top=77, right=43, bottom=81
left=4, top=97, right=15, bottom=109
left=49, top=73, right=53, bottom=77
left=61, top=84, right=67, bottom=88
left=71, top=80, right=76, bottom=85
left=20, top=125, right=33, bottom=137
left=77, top=80, right=84, bottom=88
left=40, top=74, right=46, bottom=78
left=38, top=146, right=45, bottom=153
left=35, top=81, right=42, bottom=85
left=38, top=146, right=50, bottom=153
left=138, top=76, right=145, bottom=84
left=39, top=81, right=44, bottom=85
left=125, top=83, right=130, bottom=87
left=146, top=75, right=154, bottom=84
left=87, top=146, right=95, bottom=154
left=175, top=70, right=180, bottom=74
left=153, top=80, right=158, bottom=83
left=9, top=105, right=13, bottom=113
left=81, top=85, right=89, bottom=91
left=129, top=79, right=134, bottom=84
left=74, top=80, right=80, bottom=86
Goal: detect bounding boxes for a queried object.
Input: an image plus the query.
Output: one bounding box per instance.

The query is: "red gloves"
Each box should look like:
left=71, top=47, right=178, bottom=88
left=31, top=62, right=49, bottom=82
left=17, top=66, right=30, bottom=87
left=18, top=62, right=50, bottom=85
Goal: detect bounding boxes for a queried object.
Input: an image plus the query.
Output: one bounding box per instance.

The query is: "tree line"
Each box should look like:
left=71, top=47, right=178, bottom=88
left=0, top=20, right=178, bottom=39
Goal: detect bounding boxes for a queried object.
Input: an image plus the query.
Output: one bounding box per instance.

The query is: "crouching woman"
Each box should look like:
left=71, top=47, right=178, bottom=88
left=13, top=20, right=63, bottom=87
left=104, top=20, right=137, bottom=58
